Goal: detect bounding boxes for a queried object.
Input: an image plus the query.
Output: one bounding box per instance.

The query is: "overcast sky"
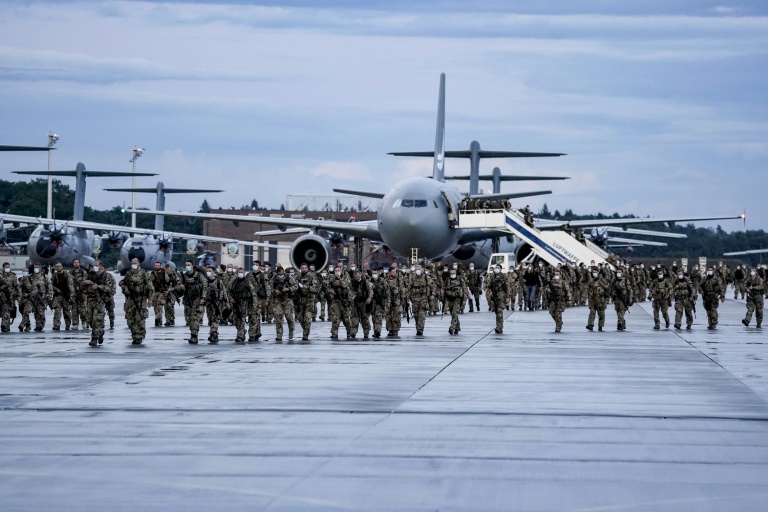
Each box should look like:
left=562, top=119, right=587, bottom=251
left=1, top=0, right=766, bottom=232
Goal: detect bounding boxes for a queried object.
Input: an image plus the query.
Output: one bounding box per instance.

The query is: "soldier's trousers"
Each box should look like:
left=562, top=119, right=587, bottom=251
left=272, top=299, right=294, bottom=339
left=429, top=295, right=439, bottom=315
left=349, top=302, right=371, bottom=337
left=587, top=302, right=606, bottom=329
left=106, top=297, right=115, bottom=328
left=446, top=299, right=460, bottom=332
left=298, top=297, right=315, bottom=339
left=1, top=299, right=16, bottom=331
left=706, top=304, right=719, bottom=328
left=735, top=280, right=746, bottom=299
left=29, top=298, right=46, bottom=329
left=548, top=301, right=565, bottom=331
left=372, top=304, right=386, bottom=335
left=164, top=294, right=176, bottom=324
left=674, top=299, right=694, bottom=327
left=184, top=301, right=205, bottom=336
left=386, top=303, right=401, bottom=334
left=248, top=302, right=262, bottom=340
left=86, top=299, right=105, bottom=343
left=329, top=300, right=351, bottom=337
left=124, top=297, right=147, bottom=341
left=745, top=295, right=764, bottom=326
left=152, top=293, right=166, bottom=325
left=205, top=303, right=220, bottom=341
left=652, top=299, right=670, bottom=327
left=614, top=301, right=628, bottom=329
left=233, top=306, right=247, bottom=341
left=51, top=296, right=72, bottom=329
left=413, top=299, right=429, bottom=333
left=491, top=300, right=505, bottom=332
left=71, top=295, right=88, bottom=328
left=19, top=300, right=32, bottom=330
left=468, top=289, right=481, bottom=312
left=316, top=296, right=327, bottom=320
left=580, top=284, right=589, bottom=305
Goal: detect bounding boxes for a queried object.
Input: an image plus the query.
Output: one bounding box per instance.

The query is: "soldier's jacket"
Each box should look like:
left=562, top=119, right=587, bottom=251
left=586, top=277, right=610, bottom=304
left=648, top=277, right=673, bottom=302
left=350, top=276, right=372, bottom=304
left=484, top=272, right=510, bottom=302
left=745, top=275, right=765, bottom=297
left=734, top=268, right=746, bottom=282
left=371, top=277, right=390, bottom=308
left=180, top=268, right=208, bottom=304
left=18, top=275, right=33, bottom=302
left=327, top=275, right=352, bottom=304
left=150, top=269, right=170, bottom=294
left=690, top=269, right=702, bottom=287
left=204, top=274, right=227, bottom=312
left=29, top=272, right=52, bottom=303
left=50, top=270, right=75, bottom=302
left=385, top=275, right=400, bottom=305
left=270, top=274, right=298, bottom=303
left=1, top=270, right=20, bottom=303
left=545, top=278, right=571, bottom=303
left=69, top=267, right=88, bottom=299
left=716, top=265, right=729, bottom=286
left=672, top=277, right=695, bottom=301
left=247, top=270, right=272, bottom=301
left=408, top=273, right=435, bottom=301
left=294, top=271, right=319, bottom=302
left=120, top=269, right=154, bottom=301
left=84, top=270, right=115, bottom=302
left=229, top=275, right=256, bottom=306
left=506, top=270, right=518, bottom=291
left=167, top=270, right=183, bottom=300
left=443, top=276, right=466, bottom=301
left=610, top=278, right=633, bottom=305
left=700, top=276, right=724, bottom=304
left=466, top=269, right=482, bottom=290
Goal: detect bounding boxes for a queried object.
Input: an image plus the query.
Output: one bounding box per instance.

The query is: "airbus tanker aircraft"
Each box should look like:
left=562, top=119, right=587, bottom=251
left=125, top=74, right=745, bottom=270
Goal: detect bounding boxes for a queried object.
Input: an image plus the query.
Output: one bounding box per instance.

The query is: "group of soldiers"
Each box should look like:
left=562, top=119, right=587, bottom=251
left=1, top=256, right=764, bottom=345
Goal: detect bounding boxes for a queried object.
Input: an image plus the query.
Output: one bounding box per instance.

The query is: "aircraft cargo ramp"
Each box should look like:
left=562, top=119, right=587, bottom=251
left=458, top=209, right=610, bottom=266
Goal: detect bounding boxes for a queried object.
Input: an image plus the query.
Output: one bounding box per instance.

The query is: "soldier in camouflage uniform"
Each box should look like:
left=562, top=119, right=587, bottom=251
left=648, top=268, right=672, bottom=330
left=701, top=267, right=725, bottom=330
left=742, top=269, right=764, bottom=328
left=484, top=264, right=510, bottom=333
left=733, top=265, right=747, bottom=300
left=28, top=263, right=52, bottom=332
left=370, top=270, right=389, bottom=338
left=50, top=262, right=74, bottom=331
left=611, top=268, right=633, bottom=331
left=444, top=267, right=466, bottom=335
left=119, top=258, right=154, bottom=345
left=428, top=266, right=441, bottom=316
left=69, top=259, right=88, bottom=330
left=229, top=267, right=255, bottom=343
left=349, top=270, right=373, bottom=339
left=545, top=269, right=572, bottom=332
left=203, top=267, right=227, bottom=343
left=83, top=261, right=115, bottom=346
left=408, top=265, right=435, bottom=336
left=465, top=263, right=482, bottom=312
left=506, top=266, right=518, bottom=311
left=149, top=262, right=170, bottom=327
left=17, top=269, right=33, bottom=332
left=672, top=270, right=696, bottom=330
left=245, top=263, right=270, bottom=341
left=180, top=260, right=208, bottom=344
left=317, top=268, right=329, bottom=321
left=585, top=268, right=610, bottom=331
left=1, top=262, right=20, bottom=332
left=164, top=264, right=182, bottom=326
left=716, top=261, right=730, bottom=296
left=270, top=266, right=297, bottom=342
left=689, top=265, right=702, bottom=300
left=326, top=267, right=353, bottom=339
left=385, top=268, right=401, bottom=336
left=295, top=264, right=319, bottom=341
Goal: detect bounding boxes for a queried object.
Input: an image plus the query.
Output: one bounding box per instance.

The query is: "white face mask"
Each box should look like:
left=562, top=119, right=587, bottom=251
left=33, top=268, right=40, bottom=274
left=751, top=271, right=756, bottom=277
left=131, top=264, right=138, bottom=270
left=334, top=272, right=341, bottom=278
left=252, top=265, right=259, bottom=271
left=592, top=272, right=598, bottom=278
left=469, top=266, right=474, bottom=270
left=206, top=271, right=213, bottom=278
left=616, top=272, right=622, bottom=278
left=553, top=275, right=560, bottom=280
left=494, top=268, right=501, bottom=274
left=185, top=266, right=192, bottom=272
left=658, top=274, right=664, bottom=280
left=321, top=272, right=327, bottom=278
left=350, top=266, right=356, bottom=271
left=237, top=272, right=244, bottom=279
left=372, top=274, right=379, bottom=280
left=677, top=274, right=684, bottom=279
left=415, top=270, right=422, bottom=276
left=22, top=272, right=29, bottom=277
left=450, top=274, right=457, bottom=279
left=707, top=271, right=713, bottom=276
left=227, top=268, right=234, bottom=273
left=3, top=267, right=9, bottom=273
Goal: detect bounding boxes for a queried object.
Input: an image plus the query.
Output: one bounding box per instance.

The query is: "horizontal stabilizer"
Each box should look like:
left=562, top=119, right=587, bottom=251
left=604, top=226, right=687, bottom=239
left=14, top=170, right=157, bottom=177
left=254, top=228, right=311, bottom=236
left=332, top=188, right=385, bottom=199
left=104, top=188, right=222, bottom=193
left=389, top=150, right=565, bottom=158
left=723, top=248, right=768, bottom=256
left=0, top=145, right=53, bottom=152
left=470, top=190, right=551, bottom=201
left=604, top=236, right=667, bottom=247
left=445, top=175, right=570, bottom=181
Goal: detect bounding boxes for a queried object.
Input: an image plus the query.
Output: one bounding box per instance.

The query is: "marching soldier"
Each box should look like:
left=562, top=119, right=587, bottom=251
left=317, top=267, right=329, bottom=321
left=742, top=268, right=764, bottom=328
left=229, top=267, right=255, bottom=343
left=611, top=268, right=633, bottom=331
left=180, top=260, right=207, bottom=344
left=585, top=267, right=610, bottom=332
left=203, top=266, right=227, bottom=344
left=349, top=270, right=373, bottom=339
left=270, top=266, right=297, bottom=342
left=484, top=264, right=510, bottom=333
left=648, top=268, right=672, bottom=330
left=245, top=262, right=270, bottom=342
left=1, top=262, right=19, bottom=332
left=408, top=265, right=435, bottom=336
left=326, top=266, right=353, bottom=339
left=164, top=264, right=181, bottom=326
left=733, top=265, right=747, bottom=300
left=465, top=263, right=482, bottom=312
left=150, top=262, right=170, bottom=327
left=50, top=262, right=75, bottom=331
left=295, top=263, right=319, bottom=341
left=690, top=264, right=702, bottom=299
left=69, top=258, right=88, bottom=330
left=83, top=261, right=115, bottom=346
left=119, top=258, right=154, bottom=345
left=444, top=267, right=466, bottom=335
left=385, top=268, right=401, bottom=337
left=672, top=270, right=696, bottom=330
left=29, top=263, right=52, bottom=332
left=545, top=269, right=572, bottom=332
left=370, top=269, right=388, bottom=338
left=18, top=269, right=33, bottom=332
left=701, top=267, right=725, bottom=330
left=506, top=266, right=518, bottom=311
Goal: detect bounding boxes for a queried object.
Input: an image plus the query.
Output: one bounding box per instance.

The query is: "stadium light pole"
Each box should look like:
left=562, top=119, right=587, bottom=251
left=46, top=132, right=59, bottom=218
left=129, top=146, right=144, bottom=228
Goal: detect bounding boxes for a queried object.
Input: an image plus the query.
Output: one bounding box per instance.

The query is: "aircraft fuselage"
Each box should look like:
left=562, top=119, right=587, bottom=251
left=26, top=225, right=95, bottom=268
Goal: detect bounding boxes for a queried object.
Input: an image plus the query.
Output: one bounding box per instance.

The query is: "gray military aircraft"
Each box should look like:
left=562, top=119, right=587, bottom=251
left=124, top=74, right=745, bottom=270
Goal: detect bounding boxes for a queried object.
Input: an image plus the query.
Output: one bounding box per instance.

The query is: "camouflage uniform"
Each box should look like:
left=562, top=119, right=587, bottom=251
left=429, top=270, right=443, bottom=316
left=295, top=270, right=319, bottom=341
left=181, top=267, right=208, bottom=343
left=270, top=273, right=297, bottom=342
left=701, top=275, right=725, bottom=329
left=385, top=273, right=401, bottom=336
left=18, top=274, right=33, bottom=332
left=716, top=264, right=730, bottom=296
left=585, top=274, right=610, bottom=331
left=28, top=270, right=52, bottom=331
left=370, top=276, right=389, bottom=338
left=204, top=272, right=227, bottom=343
left=349, top=275, right=373, bottom=338
left=84, top=269, right=115, bottom=346
left=326, top=274, right=353, bottom=339
left=246, top=269, right=270, bottom=341
left=689, top=268, right=702, bottom=299
left=50, top=269, right=75, bottom=330
left=229, top=275, right=256, bottom=342
left=408, top=272, right=435, bottom=335
left=444, top=275, right=466, bottom=334
left=648, top=276, right=673, bottom=329
left=505, top=270, right=518, bottom=311
left=545, top=277, right=572, bottom=332
left=465, top=268, right=483, bottom=312
left=743, top=274, right=765, bottom=328
left=150, top=268, right=170, bottom=326
left=733, top=267, right=747, bottom=300
left=484, top=271, right=510, bottom=333
left=120, top=268, right=154, bottom=344
left=69, top=267, right=89, bottom=329
left=611, top=276, right=633, bottom=331
left=316, top=272, right=329, bottom=321
left=1, top=269, right=20, bottom=332
left=672, top=276, right=696, bottom=329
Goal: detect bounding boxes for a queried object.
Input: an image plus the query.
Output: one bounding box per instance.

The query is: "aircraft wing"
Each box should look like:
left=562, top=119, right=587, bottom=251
left=470, top=190, right=551, bottom=201
left=603, top=227, right=687, bottom=239
left=0, top=145, right=52, bottom=152
left=536, top=214, right=745, bottom=231
left=603, top=237, right=668, bottom=247
left=723, top=249, right=768, bottom=256
left=332, top=188, right=386, bottom=199
left=123, top=209, right=383, bottom=241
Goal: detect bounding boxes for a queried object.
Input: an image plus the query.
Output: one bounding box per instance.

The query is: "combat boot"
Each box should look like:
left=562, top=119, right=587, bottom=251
left=742, top=319, right=749, bottom=326
left=98, top=336, right=104, bottom=345
left=89, top=340, right=98, bottom=347
left=188, top=335, right=198, bottom=344
left=53, top=326, right=60, bottom=331
left=363, top=332, right=369, bottom=340
left=653, top=325, right=660, bottom=330
left=373, top=331, right=381, bottom=338
left=132, top=339, right=142, bottom=345
left=235, top=337, right=244, bottom=343
left=598, top=327, right=603, bottom=331
left=674, top=324, right=681, bottom=329
left=586, top=325, right=593, bottom=331
left=275, top=337, right=282, bottom=343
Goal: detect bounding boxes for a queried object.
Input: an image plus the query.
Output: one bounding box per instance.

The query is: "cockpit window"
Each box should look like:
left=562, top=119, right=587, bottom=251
left=393, top=199, right=429, bottom=208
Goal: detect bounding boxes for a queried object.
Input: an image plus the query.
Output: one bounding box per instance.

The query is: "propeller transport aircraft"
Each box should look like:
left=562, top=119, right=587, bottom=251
left=125, top=74, right=745, bottom=271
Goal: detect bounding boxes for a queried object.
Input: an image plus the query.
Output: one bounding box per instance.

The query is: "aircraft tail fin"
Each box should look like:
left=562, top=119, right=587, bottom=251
left=432, top=73, right=446, bottom=183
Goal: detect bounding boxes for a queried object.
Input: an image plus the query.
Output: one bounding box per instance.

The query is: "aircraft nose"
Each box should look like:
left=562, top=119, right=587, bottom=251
left=36, top=237, right=57, bottom=258
left=128, top=247, right=146, bottom=263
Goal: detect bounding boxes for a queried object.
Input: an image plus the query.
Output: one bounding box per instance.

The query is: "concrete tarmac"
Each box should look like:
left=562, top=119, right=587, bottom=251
left=1, top=290, right=767, bottom=511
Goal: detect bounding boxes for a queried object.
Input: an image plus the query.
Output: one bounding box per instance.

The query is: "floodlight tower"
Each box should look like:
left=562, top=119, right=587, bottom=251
left=46, top=132, right=59, bottom=218
left=129, top=146, right=145, bottom=228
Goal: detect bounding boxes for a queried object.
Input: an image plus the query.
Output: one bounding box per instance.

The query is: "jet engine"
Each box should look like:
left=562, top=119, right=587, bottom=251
left=290, top=234, right=330, bottom=270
